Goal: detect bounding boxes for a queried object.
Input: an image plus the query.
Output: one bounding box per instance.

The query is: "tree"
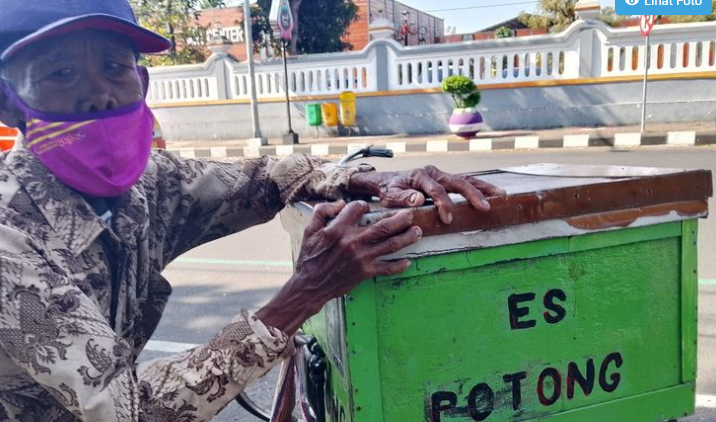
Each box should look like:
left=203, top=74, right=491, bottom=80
left=441, top=75, right=481, bottom=109
left=494, top=26, right=515, bottom=39
left=251, top=0, right=359, bottom=55
left=199, top=0, right=226, bottom=9
left=129, top=0, right=210, bottom=66
left=519, top=0, right=576, bottom=33
left=597, top=6, right=625, bottom=27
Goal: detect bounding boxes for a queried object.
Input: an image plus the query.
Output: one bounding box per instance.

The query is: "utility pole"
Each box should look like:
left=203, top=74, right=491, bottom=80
left=244, top=0, right=267, bottom=146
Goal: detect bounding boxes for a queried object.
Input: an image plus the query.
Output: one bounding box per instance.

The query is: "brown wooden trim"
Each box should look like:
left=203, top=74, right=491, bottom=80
left=369, top=170, right=714, bottom=238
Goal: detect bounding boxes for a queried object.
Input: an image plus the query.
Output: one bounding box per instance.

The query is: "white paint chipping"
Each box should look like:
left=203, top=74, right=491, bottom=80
left=514, top=136, right=540, bottom=150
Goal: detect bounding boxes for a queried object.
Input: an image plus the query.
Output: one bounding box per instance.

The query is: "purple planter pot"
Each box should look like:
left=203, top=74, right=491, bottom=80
left=448, top=108, right=485, bottom=139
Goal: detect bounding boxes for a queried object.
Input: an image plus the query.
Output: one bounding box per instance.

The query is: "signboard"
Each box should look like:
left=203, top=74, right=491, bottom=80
left=640, top=15, right=656, bottom=36
left=274, top=0, right=294, bottom=41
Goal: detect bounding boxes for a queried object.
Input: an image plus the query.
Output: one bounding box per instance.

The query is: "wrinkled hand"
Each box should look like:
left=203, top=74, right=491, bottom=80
left=350, top=165, right=506, bottom=224
left=256, top=200, right=421, bottom=335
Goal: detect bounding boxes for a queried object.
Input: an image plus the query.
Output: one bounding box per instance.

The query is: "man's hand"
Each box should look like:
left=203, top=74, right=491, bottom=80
left=256, top=200, right=422, bottom=335
left=349, top=165, right=506, bottom=224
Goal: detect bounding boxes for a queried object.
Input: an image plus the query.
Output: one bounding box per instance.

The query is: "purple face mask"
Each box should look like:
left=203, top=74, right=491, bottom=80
left=1, top=82, right=154, bottom=198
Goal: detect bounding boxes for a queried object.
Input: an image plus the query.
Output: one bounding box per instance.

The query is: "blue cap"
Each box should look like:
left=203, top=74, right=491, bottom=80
left=0, top=0, right=172, bottom=62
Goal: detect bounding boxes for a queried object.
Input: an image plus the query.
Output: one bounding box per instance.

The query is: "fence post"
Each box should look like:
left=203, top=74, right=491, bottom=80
left=206, top=36, right=237, bottom=100
left=578, top=29, right=598, bottom=78
left=374, top=43, right=392, bottom=91
left=575, top=0, right=602, bottom=78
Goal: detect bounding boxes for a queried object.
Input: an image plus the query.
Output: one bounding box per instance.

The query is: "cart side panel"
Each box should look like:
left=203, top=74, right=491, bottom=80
left=372, top=224, right=688, bottom=422
left=681, top=219, right=699, bottom=384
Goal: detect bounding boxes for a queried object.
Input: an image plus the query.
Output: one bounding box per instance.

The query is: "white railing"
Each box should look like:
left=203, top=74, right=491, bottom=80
left=146, top=19, right=716, bottom=105
left=147, top=76, right=219, bottom=103
left=599, top=22, right=716, bottom=77
left=389, top=40, right=580, bottom=90
left=229, top=51, right=379, bottom=99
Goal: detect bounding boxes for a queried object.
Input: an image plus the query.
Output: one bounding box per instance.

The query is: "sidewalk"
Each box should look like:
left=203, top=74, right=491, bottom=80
left=166, top=121, right=716, bottom=159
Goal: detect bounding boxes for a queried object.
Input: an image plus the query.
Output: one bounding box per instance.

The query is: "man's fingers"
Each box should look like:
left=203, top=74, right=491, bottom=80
left=327, top=200, right=370, bottom=234
left=414, top=175, right=455, bottom=224
left=372, top=259, right=412, bottom=277
left=304, top=200, right=346, bottom=238
left=445, top=176, right=490, bottom=212
left=469, top=177, right=507, bottom=196
left=381, top=188, right=426, bottom=208
left=361, top=210, right=415, bottom=243
left=370, top=226, right=423, bottom=258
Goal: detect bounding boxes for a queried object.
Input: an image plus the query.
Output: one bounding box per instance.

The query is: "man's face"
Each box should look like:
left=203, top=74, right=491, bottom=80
left=0, top=29, right=148, bottom=127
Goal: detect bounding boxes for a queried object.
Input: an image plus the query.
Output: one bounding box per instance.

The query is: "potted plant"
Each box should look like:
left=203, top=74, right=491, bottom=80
left=441, top=75, right=484, bottom=139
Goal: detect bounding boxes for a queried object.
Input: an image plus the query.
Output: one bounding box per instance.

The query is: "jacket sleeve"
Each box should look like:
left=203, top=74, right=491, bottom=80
left=145, top=151, right=374, bottom=264
left=0, top=249, right=294, bottom=422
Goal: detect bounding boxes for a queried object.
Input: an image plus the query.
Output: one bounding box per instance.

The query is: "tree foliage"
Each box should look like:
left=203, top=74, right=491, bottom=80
left=441, top=75, right=481, bottom=109
left=494, top=26, right=515, bottom=39
left=199, top=0, right=226, bottom=9
left=129, top=0, right=210, bottom=66
left=597, top=6, right=625, bottom=27
left=519, top=0, right=577, bottom=33
left=252, top=0, right=359, bottom=55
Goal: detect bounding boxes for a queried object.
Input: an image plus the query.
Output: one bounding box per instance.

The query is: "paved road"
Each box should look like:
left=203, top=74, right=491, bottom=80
left=141, top=146, right=716, bottom=421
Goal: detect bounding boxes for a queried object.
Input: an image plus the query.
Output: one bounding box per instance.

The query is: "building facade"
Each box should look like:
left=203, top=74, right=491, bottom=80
left=346, top=0, right=445, bottom=50
left=192, top=0, right=445, bottom=62
left=193, top=6, right=250, bottom=61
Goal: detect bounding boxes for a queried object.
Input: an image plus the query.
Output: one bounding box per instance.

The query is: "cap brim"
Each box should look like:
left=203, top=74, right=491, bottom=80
left=1, top=14, right=172, bottom=61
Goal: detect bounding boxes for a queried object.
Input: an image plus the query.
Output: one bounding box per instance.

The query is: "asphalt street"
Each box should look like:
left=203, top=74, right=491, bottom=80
left=141, top=145, right=716, bottom=422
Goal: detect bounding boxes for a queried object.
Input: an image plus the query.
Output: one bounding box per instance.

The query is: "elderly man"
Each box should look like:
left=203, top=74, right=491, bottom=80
left=0, top=0, right=501, bottom=421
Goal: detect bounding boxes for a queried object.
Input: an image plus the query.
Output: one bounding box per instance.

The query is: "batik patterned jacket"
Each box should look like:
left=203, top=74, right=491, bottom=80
left=0, top=147, right=367, bottom=422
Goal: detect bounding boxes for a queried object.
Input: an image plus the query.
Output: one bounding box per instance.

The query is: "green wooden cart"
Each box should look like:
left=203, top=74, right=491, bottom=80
left=281, top=164, right=713, bottom=422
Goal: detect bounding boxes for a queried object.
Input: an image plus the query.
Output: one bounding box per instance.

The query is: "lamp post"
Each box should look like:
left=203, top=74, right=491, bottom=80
left=273, top=0, right=298, bottom=145
left=244, top=0, right=267, bottom=146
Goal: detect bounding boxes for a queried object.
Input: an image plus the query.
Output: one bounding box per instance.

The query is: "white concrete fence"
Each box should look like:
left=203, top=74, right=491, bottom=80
left=146, top=15, right=716, bottom=106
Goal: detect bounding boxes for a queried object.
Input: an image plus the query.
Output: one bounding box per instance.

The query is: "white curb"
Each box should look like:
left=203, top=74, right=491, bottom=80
left=311, top=144, right=330, bottom=157
left=179, top=148, right=196, bottom=159
left=614, top=133, right=641, bottom=147
left=426, top=140, right=449, bottom=152
left=386, top=142, right=407, bottom=154
left=515, top=136, right=540, bottom=149
left=347, top=143, right=367, bottom=153
left=667, top=131, right=696, bottom=146
left=470, top=139, right=493, bottom=151
left=697, top=394, right=716, bottom=409
left=275, top=145, right=294, bottom=157
left=563, top=134, right=590, bottom=148
left=243, top=146, right=261, bottom=158
left=210, top=147, right=228, bottom=158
